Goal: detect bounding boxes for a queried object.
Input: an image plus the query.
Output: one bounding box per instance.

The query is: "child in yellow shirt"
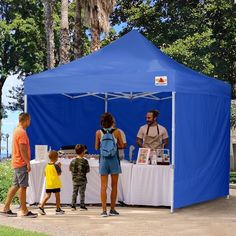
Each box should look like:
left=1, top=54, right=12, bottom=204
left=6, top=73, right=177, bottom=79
left=38, top=150, right=65, bottom=215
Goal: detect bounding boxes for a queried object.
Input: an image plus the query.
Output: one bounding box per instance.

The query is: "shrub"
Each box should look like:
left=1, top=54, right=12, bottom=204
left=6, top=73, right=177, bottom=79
left=231, top=103, right=236, bottom=128
left=230, top=172, right=236, bottom=184
left=0, top=160, right=19, bottom=204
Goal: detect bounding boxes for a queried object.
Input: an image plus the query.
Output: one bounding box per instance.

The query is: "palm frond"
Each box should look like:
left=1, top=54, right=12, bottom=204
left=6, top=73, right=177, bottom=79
left=81, top=0, right=116, bottom=34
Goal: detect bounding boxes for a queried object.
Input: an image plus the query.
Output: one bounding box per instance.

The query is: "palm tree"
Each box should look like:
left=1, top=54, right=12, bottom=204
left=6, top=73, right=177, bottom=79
left=74, top=0, right=83, bottom=58
left=42, top=0, right=55, bottom=69
left=81, top=0, right=116, bottom=52
left=60, top=0, right=70, bottom=64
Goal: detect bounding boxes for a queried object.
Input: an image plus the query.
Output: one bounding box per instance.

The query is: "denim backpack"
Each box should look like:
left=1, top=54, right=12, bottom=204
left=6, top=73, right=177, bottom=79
left=100, top=129, right=117, bottom=158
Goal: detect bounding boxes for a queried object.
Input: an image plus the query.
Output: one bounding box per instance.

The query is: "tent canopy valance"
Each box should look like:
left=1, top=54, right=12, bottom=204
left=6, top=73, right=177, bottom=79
left=24, top=31, right=230, bottom=98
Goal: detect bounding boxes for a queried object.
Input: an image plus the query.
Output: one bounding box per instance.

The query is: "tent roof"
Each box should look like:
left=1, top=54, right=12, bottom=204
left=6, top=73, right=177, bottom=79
left=24, top=30, right=230, bottom=97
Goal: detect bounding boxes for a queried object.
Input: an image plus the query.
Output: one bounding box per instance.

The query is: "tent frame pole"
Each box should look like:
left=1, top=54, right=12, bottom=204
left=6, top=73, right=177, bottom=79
left=171, top=92, right=176, bottom=213
left=105, top=93, right=108, bottom=112
left=24, top=95, right=28, bottom=112
left=61, top=92, right=172, bottom=101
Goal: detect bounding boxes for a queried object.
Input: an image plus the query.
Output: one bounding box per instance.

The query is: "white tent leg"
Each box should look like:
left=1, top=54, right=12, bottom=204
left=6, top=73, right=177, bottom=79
left=105, top=93, right=108, bottom=112
left=24, top=95, right=27, bottom=112
left=171, top=92, right=176, bottom=213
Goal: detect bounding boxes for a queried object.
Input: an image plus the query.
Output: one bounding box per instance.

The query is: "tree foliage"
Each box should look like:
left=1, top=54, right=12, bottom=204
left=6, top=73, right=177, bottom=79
left=0, top=0, right=46, bottom=76
left=162, top=30, right=215, bottom=76
left=7, top=79, right=24, bottom=111
left=2, top=0, right=236, bottom=114
left=2, top=0, right=89, bottom=112
left=231, top=103, right=236, bottom=129
left=0, top=0, right=47, bottom=113
left=111, top=0, right=236, bottom=97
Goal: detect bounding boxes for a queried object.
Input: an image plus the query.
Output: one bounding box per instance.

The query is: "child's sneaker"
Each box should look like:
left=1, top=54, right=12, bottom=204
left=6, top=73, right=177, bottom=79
left=101, top=211, right=108, bottom=217
left=55, top=208, right=65, bottom=215
left=80, top=205, right=88, bottom=211
left=71, top=206, right=76, bottom=211
left=109, top=209, right=119, bottom=216
left=38, top=207, right=46, bottom=215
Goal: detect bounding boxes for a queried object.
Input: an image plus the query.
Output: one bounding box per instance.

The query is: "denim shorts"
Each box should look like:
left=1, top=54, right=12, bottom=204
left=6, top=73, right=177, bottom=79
left=99, top=155, right=122, bottom=175
left=12, top=165, right=29, bottom=188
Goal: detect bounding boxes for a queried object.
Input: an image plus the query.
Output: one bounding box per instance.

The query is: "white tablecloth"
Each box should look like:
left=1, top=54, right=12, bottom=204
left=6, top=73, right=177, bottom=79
left=27, top=159, right=133, bottom=205
left=27, top=159, right=172, bottom=206
left=27, top=160, right=47, bottom=204
left=128, top=165, right=172, bottom=206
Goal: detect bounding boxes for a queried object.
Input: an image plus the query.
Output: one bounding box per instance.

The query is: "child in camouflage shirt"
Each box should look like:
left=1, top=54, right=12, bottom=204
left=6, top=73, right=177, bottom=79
left=69, top=144, right=90, bottom=211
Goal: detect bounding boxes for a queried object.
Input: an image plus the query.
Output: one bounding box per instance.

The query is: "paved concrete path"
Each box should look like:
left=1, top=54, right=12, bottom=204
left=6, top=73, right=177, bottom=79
left=1, top=189, right=236, bottom=236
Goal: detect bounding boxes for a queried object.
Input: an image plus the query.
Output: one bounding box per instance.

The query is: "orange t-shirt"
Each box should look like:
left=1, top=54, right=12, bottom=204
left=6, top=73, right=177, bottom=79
left=11, top=126, right=31, bottom=169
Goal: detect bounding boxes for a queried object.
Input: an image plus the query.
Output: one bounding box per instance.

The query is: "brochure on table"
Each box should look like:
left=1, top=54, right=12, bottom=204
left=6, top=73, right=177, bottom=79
left=35, top=145, right=48, bottom=162
left=136, top=148, right=170, bottom=165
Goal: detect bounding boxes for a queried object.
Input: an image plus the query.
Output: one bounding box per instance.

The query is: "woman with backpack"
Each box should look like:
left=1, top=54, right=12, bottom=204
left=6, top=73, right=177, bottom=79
left=95, top=112, right=125, bottom=217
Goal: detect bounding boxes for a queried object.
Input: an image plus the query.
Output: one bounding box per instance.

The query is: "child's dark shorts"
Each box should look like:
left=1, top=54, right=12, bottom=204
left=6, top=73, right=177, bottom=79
left=46, top=188, right=61, bottom=193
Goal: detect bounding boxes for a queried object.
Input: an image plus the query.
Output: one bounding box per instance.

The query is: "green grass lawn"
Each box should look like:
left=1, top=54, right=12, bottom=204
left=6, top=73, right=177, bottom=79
left=0, top=225, right=50, bottom=236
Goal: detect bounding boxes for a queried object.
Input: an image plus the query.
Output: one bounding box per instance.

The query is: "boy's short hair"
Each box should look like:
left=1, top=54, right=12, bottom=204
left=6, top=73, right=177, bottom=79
left=48, top=150, right=58, bottom=162
left=75, top=144, right=86, bottom=155
left=19, top=112, right=30, bottom=122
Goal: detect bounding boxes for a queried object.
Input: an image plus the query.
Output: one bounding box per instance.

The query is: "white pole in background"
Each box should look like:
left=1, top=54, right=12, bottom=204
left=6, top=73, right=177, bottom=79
left=24, top=95, right=27, bottom=112
left=105, top=93, right=108, bottom=112
left=171, top=92, right=176, bottom=213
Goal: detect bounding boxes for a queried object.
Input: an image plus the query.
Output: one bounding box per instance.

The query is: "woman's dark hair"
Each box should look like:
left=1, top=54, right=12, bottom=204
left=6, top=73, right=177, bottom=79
left=100, top=112, right=113, bottom=129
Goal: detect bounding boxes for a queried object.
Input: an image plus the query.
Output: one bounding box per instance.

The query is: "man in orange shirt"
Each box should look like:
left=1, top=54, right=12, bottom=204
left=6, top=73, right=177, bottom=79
left=0, top=113, right=38, bottom=218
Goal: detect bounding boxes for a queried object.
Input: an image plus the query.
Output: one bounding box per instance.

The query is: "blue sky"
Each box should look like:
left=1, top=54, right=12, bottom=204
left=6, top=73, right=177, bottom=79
left=1, top=75, right=22, bottom=155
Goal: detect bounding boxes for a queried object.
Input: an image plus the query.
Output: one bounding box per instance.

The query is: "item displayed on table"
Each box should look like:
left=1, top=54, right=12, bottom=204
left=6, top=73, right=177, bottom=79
left=147, top=149, right=170, bottom=165
left=35, top=145, right=48, bottom=161
left=136, top=148, right=150, bottom=165
left=129, top=145, right=135, bottom=163
left=163, top=149, right=170, bottom=163
left=58, top=145, right=76, bottom=159
left=58, top=144, right=89, bottom=159
left=84, top=154, right=99, bottom=159
left=157, top=149, right=170, bottom=165
left=150, top=150, right=157, bottom=165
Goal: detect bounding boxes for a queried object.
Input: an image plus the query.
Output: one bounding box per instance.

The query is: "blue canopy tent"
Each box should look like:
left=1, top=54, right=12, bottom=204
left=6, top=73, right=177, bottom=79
left=24, top=31, right=231, bottom=211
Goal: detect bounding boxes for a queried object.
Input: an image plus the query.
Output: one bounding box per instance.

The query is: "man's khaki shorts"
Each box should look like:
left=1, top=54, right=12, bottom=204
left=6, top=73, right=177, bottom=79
left=13, top=165, right=29, bottom=188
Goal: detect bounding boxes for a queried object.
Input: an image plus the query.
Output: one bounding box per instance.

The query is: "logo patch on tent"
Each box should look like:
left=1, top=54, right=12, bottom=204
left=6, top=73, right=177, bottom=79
left=155, top=76, right=168, bottom=86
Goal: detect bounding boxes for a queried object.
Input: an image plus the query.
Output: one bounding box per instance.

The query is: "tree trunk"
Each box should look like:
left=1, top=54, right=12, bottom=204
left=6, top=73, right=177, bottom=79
left=60, top=0, right=70, bottom=64
left=0, top=118, right=2, bottom=159
left=0, top=77, right=7, bottom=158
left=0, top=82, right=2, bottom=158
left=91, top=9, right=101, bottom=52
left=81, top=0, right=116, bottom=52
left=42, top=0, right=55, bottom=69
left=74, top=0, right=83, bottom=58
